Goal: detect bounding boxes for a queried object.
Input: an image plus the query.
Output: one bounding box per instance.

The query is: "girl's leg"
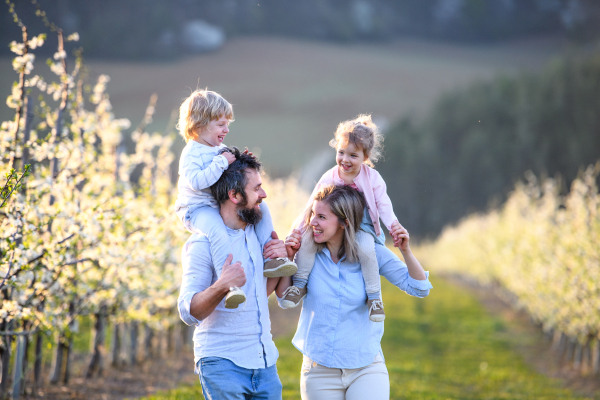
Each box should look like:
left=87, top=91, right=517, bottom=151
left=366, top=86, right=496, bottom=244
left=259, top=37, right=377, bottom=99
left=293, top=232, right=318, bottom=289
left=280, top=232, right=317, bottom=308
left=356, top=231, right=381, bottom=299
left=256, top=202, right=298, bottom=278
left=356, top=231, right=384, bottom=322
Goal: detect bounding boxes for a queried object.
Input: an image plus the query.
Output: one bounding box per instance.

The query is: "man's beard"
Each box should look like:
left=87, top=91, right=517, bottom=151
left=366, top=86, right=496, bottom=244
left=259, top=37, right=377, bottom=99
left=237, top=199, right=263, bottom=225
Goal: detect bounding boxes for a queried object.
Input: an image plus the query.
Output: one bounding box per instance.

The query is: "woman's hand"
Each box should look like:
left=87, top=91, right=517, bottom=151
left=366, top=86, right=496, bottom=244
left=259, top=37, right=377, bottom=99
left=285, top=229, right=302, bottom=260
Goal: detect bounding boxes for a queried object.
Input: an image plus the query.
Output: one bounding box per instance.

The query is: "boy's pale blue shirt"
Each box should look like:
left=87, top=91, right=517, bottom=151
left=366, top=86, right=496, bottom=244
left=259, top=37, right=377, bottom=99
left=177, top=224, right=278, bottom=372
left=175, top=141, right=227, bottom=214
left=290, top=244, right=432, bottom=369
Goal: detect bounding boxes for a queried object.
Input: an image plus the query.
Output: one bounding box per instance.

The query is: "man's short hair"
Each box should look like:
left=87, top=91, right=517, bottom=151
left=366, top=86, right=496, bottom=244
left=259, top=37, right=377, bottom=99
left=211, top=147, right=262, bottom=205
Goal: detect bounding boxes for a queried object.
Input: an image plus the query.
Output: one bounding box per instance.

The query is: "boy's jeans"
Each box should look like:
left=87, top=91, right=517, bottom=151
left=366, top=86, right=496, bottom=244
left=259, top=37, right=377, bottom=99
left=198, top=357, right=282, bottom=400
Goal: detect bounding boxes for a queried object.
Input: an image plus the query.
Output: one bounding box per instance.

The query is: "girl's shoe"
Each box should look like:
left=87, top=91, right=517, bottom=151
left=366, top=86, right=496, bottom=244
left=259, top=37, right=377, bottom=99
left=368, top=299, right=385, bottom=322
left=280, top=285, right=307, bottom=308
left=263, top=258, right=298, bottom=278
left=224, top=287, right=246, bottom=309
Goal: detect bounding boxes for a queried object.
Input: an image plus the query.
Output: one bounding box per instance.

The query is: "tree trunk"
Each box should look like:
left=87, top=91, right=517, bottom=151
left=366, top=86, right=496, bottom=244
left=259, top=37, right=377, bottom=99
left=11, top=336, right=26, bottom=400
left=573, top=342, right=583, bottom=369
left=1, top=321, right=14, bottom=397
left=551, top=330, right=562, bottom=351
left=144, top=325, right=154, bottom=361
left=592, top=340, right=600, bottom=375
left=49, top=335, right=65, bottom=384
left=565, top=338, right=576, bottom=363
left=63, top=336, right=72, bottom=385
left=581, top=341, right=591, bottom=375
left=167, top=326, right=174, bottom=354
left=130, top=322, right=138, bottom=366
left=111, top=323, right=121, bottom=368
left=87, top=307, right=106, bottom=378
left=33, top=332, right=43, bottom=391
left=20, top=333, right=29, bottom=396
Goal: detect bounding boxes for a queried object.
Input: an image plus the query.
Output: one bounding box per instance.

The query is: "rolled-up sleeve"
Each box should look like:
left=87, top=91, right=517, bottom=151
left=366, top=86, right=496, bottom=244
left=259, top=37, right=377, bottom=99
left=376, top=245, right=432, bottom=298
left=177, top=237, right=216, bottom=326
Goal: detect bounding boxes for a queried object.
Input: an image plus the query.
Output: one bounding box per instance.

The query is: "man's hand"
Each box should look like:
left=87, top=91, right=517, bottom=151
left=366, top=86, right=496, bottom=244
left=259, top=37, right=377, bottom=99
left=222, top=152, right=236, bottom=165
left=285, top=229, right=302, bottom=260
left=217, top=254, right=246, bottom=290
left=263, top=231, right=288, bottom=260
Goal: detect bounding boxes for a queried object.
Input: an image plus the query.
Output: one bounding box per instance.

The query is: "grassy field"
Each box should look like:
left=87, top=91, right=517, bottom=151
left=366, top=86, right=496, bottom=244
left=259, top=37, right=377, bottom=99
left=0, top=35, right=571, bottom=182
left=137, top=275, right=596, bottom=400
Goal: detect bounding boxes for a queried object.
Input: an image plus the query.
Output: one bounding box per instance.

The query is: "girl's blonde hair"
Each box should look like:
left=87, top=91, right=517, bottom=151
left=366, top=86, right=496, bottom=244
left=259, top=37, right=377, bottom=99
left=177, top=89, right=234, bottom=142
left=303, top=184, right=366, bottom=263
left=329, top=114, right=383, bottom=167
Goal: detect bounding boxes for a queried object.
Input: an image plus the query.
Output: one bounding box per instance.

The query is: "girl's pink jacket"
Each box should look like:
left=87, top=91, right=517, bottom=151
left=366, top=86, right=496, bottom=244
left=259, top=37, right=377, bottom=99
left=305, top=164, right=398, bottom=236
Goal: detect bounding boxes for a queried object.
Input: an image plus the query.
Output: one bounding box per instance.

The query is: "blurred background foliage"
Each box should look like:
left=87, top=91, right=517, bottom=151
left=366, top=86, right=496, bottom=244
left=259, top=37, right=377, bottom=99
left=2, top=0, right=600, bottom=60
left=379, top=54, right=600, bottom=237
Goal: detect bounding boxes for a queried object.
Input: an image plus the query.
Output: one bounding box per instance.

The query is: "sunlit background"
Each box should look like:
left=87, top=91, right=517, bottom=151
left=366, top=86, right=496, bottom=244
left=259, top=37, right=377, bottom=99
left=1, top=1, right=600, bottom=399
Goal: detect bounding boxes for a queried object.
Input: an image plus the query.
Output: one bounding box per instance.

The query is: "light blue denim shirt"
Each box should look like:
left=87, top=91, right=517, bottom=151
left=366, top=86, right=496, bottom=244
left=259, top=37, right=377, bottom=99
left=291, top=245, right=432, bottom=369
left=177, top=224, right=278, bottom=372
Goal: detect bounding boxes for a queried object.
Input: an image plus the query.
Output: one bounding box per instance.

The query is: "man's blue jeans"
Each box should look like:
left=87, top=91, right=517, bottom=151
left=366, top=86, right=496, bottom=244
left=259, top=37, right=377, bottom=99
left=198, top=357, right=282, bottom=400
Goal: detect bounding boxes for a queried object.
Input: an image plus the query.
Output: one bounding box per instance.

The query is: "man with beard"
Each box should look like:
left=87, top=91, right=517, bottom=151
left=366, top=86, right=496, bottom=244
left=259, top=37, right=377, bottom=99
left=177, top=147, right=289, bottom=400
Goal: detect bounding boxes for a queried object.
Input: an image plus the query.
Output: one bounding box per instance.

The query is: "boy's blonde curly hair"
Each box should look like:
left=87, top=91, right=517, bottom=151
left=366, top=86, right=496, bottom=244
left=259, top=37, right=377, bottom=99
left=329, top=114, right=383, bottom=167
left=177, top=89, right=234, bottom=142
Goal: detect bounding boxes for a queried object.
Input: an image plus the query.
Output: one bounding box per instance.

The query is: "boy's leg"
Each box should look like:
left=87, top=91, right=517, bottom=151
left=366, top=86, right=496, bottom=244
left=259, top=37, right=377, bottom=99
left=280, top=232, right=317, bottom=309
left=356, top=231, right=384, bottom=322
left=256, top=202, right=297, bottom=278
left=189, top=206, right=246, bottom=309
left=189, top=206, right=234, bottom=276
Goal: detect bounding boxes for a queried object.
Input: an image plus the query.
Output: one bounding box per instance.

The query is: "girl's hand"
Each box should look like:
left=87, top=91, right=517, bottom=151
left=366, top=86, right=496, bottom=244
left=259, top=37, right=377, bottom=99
left=390, top=220, right=403, bottom=242
left=285, top=229, right=302, bottom=259
left=392, top=225, right=410, bottom=252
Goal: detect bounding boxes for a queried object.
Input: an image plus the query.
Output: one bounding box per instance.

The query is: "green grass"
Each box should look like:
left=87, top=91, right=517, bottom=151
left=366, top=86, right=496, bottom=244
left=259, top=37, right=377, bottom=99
left=138, top=276, right=595, bottom=400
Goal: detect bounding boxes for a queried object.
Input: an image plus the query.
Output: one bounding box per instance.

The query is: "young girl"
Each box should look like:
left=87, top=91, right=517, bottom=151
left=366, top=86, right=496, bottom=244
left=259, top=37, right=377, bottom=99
left=281, top=114, right=403, bottom=322
left=174, top=89, right=297, bottom=309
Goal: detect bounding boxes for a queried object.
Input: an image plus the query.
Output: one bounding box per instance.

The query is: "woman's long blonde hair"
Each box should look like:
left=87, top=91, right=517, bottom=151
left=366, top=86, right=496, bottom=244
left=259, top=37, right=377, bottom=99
left=302, top=184, right=366, bottom=263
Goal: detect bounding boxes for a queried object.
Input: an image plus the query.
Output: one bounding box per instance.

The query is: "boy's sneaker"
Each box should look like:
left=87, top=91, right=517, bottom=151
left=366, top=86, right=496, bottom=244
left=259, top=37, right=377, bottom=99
left=224, top=287, right=246, bottom=309
left=263, top=258, right=298, bottom=278
left=280, top=286, right=307, bottom=309
left=368, top=299, right=385, bottom=322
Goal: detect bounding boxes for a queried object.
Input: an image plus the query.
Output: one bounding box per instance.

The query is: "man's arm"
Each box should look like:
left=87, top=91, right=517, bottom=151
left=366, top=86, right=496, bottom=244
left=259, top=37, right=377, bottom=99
left=189, top=254, right=246, bottom=321
left=178, top=238, right=246, bottom=325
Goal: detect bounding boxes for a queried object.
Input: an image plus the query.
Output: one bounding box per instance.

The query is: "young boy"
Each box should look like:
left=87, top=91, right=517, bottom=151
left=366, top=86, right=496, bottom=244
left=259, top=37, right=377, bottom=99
left=174, top=89, right=297, bottom=309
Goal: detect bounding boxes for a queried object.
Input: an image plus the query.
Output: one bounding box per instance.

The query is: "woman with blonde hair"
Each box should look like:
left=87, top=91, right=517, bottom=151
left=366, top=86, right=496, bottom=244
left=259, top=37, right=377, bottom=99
left=282, top=184, right=432, bottom=399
